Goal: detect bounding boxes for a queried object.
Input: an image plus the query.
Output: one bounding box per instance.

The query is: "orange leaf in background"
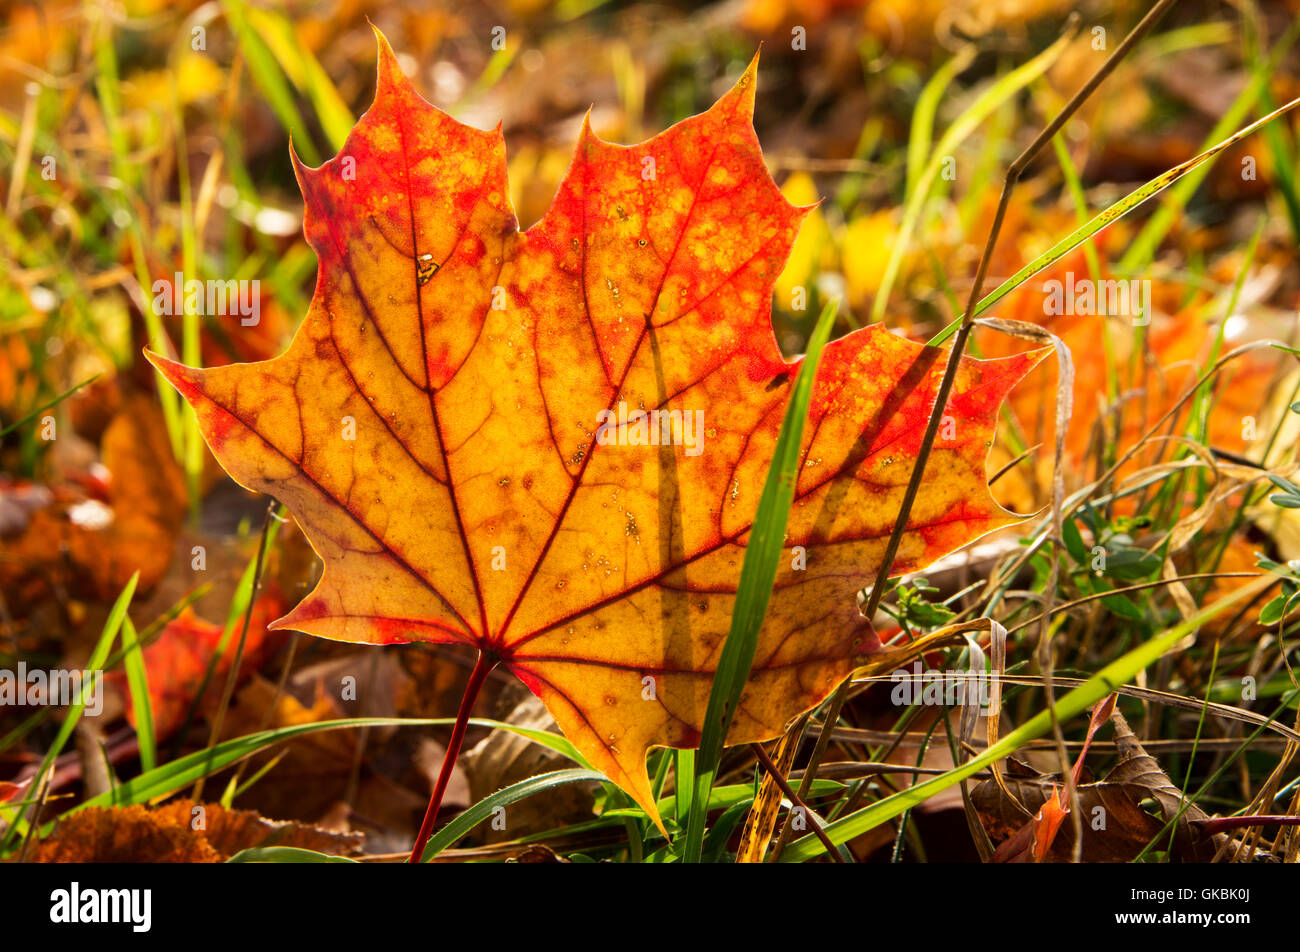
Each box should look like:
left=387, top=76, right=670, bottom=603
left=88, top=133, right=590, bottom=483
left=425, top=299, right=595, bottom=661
left=0, top=394, right=187, bottom=608
left=1031, top=789, right=1070, bottom=863
left=147, top=31, right=1043, bottom=829
left=121, top=590, right=287, bottom=740
left=982, top=247, right=1280, bottom=516
left=992, top=694, right=1116, bottom=862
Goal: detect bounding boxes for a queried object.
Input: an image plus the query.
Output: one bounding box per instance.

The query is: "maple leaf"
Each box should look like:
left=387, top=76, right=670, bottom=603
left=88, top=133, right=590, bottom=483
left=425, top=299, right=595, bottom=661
left=147, top=31, right=1043, bottom=835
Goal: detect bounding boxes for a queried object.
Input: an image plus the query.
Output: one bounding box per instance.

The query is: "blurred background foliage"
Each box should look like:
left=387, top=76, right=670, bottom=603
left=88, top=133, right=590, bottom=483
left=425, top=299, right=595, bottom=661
left=2, top=1, right=1298, bottom=486
left=4, top=0, right=1300, bottom=860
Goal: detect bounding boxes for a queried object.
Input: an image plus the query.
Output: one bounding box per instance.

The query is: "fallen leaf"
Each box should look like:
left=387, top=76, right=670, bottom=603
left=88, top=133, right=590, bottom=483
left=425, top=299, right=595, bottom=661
left=119, top=589, right=286, bottom=740
left=735, top=729, right=800, bottom=863
left=989, top=693, right=1117, bottom=862
left=213, top=676, right=384, bottom=826
left=1101, top=709, right=1272, bottom=862
left=974, top=760, right=1164, bottom=863
left=152, top=799, right=363, bottom=858
left=0, top=777, right=32, bottom=803
left=28, top=800, right=361, bottom=863
left=976, top=708, right=1278, bottom=863
left=148, top=31, right=1043, bottom=827
left=462, top=690, right=595, bottom=840
left=0, top=394, right=187, bottom=607
left=506, top=844, right=569, bottom=862
left=414, top=738, right=471, bottom=810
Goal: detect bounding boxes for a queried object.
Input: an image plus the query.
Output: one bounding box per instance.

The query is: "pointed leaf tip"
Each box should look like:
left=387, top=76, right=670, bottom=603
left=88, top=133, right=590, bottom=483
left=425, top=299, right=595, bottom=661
left=371, top=25, right=411, bottom=100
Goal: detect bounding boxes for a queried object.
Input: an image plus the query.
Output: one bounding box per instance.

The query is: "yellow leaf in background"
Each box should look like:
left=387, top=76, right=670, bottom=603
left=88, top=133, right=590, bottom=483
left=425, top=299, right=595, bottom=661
left=842, top=209, right=897, bottom=306
left=123, top=55, right=225, bottom=111
left=773, top=172, right=830, bottom=311
left=507, top=144, right=573, bottom=231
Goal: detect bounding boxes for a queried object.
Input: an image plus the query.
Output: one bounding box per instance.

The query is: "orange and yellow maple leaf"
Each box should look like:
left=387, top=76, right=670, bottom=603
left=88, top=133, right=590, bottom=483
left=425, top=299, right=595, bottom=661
left=148, top=31, right=1043, bottom=828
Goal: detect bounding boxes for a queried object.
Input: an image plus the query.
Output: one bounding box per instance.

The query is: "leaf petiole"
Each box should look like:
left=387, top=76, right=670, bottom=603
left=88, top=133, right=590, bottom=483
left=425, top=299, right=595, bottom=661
left=409, top=651, right=498, bottom=863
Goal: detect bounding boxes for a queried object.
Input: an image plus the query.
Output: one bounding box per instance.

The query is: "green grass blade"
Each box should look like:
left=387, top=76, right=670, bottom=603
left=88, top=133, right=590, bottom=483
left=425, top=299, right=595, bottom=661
left=0, top=375, right=99, bottom=439
left=64, top=717, right=585, bottom=827
left=674, top=748, right=694, bottom=827
left=222, top=0, right=322, bottom=165
left=3, top=572, right=138, bottom=850
left=779, top=575, right=1272, bottom=861
left=680, top=298, right=839, bottom=863
left=38, top=571, right=136, bottom=771
left=119, top=614, right=156, bottom=773
left=421, top=768, right=608, bottom=861
left=90, top=7, right=182, bottom=458
left=169, top=510, right=284, bottom=758
left=1118, top=18, right=1300, bottom=273
left=241, top=4, right=355, bottom=151
left=927, top=93, right=1300, bottom=347
left=226, top=846, right=358, bottom=863
left=906, top=48, right=975, bottom=201
left=871, top=30, right=1072, bottom=324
